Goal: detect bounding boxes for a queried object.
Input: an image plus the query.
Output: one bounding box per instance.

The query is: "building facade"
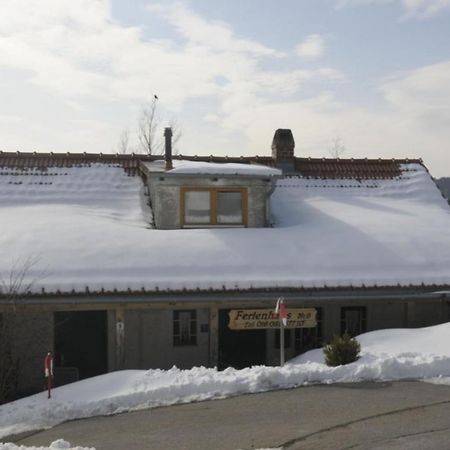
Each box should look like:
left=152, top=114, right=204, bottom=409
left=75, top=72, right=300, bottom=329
left=1, top=128, right=450, bottom=397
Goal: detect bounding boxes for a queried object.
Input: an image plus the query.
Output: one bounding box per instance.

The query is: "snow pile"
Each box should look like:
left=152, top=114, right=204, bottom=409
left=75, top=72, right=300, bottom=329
left=0, top=440, right=94, bottom=450
left=2, top=323, right=450, bottom=440
left=165, top=160, right=281, bottom=176
left=0, top=162, right=449, bottom=293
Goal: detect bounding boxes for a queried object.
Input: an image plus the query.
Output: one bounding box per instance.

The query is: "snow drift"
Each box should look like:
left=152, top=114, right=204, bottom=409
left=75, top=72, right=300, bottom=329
left=2, top=322, right=450, bottom=440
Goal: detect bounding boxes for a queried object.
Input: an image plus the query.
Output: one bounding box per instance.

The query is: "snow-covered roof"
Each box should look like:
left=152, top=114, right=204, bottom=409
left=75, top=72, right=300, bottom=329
left=0, top=158, right=449, bottom=295
left=143, top=159, right=282, bottom=176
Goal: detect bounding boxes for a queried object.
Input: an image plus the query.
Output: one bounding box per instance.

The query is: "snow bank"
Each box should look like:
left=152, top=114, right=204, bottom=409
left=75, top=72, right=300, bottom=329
left=0, top=163, right=449, bottom=293
left=293, top=321, right=450, bottom=364
left=2, top=323, right=450, bottom=440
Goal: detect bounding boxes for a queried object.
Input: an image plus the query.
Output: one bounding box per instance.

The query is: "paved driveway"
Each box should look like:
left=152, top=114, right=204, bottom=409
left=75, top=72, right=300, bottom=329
left=12, top=381, right=450, bottom=449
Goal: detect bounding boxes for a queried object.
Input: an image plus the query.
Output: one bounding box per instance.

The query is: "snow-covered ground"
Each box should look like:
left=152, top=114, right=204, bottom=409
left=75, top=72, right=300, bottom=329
left=2, top=322, right=450, bottom=443
left=0, top=163, right=449, bottom=293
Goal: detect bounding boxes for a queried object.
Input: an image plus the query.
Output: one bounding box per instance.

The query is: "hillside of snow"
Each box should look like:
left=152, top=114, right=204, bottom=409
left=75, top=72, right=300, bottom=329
left=0, top=163, right=449, bottom=293
left=2, top=322, right=450, bottom=440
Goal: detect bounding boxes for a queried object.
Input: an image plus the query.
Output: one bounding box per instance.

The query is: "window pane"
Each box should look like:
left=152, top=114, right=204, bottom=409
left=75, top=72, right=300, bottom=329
left=185, top=191, right=210, bottom=224
left=217, top=191, right=242, bottom=224
left=179, top=311, right=191, bottom=342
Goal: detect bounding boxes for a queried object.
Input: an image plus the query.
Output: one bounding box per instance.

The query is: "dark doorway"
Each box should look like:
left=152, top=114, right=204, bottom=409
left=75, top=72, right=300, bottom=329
left=54, top=310, right=108, bottom=384
left=218, top=309, right=266, bottom=369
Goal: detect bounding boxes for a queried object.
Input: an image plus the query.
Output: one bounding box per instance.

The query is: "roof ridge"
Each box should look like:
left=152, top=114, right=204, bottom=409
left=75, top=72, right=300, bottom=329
left=0, top=152, right=427, bottom=180
left=0, top=151, right=424, bottom=163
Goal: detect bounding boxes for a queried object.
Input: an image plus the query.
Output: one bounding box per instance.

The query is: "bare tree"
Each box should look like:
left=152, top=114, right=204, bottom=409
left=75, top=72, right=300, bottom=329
left=137, top=95, right=182, bottom=155
left=0, top=255, right=46, bottom=402
left=117, top=128, right=131, bottom=155
left=0, top=255, right=42, bottom=311
left=329, top=136, right=346, bottom=158
left=138, top=95, right=161, bottom=155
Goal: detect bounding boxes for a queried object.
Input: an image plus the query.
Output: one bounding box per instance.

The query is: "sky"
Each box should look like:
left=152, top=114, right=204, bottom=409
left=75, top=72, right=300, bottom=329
left=0, top=1, right=449, bottom=176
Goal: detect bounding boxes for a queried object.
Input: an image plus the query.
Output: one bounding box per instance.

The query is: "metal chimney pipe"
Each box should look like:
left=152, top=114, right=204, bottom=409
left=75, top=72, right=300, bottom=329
left=164, top=127, right=173, bottom=170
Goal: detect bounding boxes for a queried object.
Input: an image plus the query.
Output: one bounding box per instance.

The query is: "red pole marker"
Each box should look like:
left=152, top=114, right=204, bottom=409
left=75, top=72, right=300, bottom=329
left=275, top=297, right=288, bottom=326
left=44, top=352, right=53, bottom=399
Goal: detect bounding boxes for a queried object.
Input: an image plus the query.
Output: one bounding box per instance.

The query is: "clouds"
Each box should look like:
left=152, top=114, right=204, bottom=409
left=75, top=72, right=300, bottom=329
left=0, top=0, right=343, bottom=135
left=0, top=0, right=137, bottom=97
left=336, top=0, right=450, bottom=18
left=296, top=34, right=326, bottom=59
left=147, top=3, right=279, bottom=57
left=207, top=57, right=450, bottom=177
left=380, top=61, right=450, bottom=129
left=0, top=1, right=338, bottom=108
left=402, top=0, right=450, bottom=18
left=0, top=1, right=448, bottom=176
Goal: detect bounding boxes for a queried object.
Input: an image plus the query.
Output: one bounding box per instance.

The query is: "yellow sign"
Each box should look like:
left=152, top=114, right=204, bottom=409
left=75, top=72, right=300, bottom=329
left=228, top=309, right=317, bottom=330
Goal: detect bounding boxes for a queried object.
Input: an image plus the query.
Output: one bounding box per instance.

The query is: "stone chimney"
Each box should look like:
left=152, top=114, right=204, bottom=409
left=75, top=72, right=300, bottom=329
left=271, top=129, right=295, bottom=173
left=164, top=127, right=173, bottom=170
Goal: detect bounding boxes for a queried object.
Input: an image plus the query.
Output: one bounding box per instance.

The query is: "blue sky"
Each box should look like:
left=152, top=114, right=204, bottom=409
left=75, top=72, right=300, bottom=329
left=0, top=0, right=449, bottom=175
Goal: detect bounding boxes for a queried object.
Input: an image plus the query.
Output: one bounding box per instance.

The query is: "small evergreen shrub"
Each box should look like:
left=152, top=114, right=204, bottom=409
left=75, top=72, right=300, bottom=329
left=323, top=334, right=361, bottom=367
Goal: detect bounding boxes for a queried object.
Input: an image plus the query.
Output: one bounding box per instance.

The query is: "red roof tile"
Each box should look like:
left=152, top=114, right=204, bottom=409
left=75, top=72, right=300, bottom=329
left=0, top=152, right=154, bottom=175
left=0, top=151, right=425, bottom=180
left=295, top=157, right=423, bottom=179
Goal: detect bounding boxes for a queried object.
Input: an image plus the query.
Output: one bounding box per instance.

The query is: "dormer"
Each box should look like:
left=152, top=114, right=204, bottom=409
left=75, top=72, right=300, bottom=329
left=141, top=128, right=281, bottom=230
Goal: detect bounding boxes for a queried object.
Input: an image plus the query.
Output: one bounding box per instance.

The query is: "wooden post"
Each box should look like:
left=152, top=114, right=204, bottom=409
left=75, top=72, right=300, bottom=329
left=115, top=308, right=125, bottom=370
left=209, top=305, right=219, bottom=367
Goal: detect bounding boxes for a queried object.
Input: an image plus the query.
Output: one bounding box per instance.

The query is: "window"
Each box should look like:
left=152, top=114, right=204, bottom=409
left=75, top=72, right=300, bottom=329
left=181, top=188, right=247, bottom=227
left=173, top=310, right=197, bottom=346
left=184, top=191, right=210, bottom=224
left=217, top=191, right=243, bottom=224
left=341, top=307, right=366, bottom=337
left=295, top=307, right=322, bottom=354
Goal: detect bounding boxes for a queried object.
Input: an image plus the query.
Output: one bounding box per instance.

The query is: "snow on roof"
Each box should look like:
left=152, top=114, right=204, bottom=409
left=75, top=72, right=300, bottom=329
left=0, top=162, right=449, bottom=295
left=144, top=159, right=282, bottom=176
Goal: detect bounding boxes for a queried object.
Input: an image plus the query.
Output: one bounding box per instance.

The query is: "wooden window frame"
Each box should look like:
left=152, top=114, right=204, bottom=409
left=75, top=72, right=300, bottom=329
left=180, top=187, right=248, bottom=227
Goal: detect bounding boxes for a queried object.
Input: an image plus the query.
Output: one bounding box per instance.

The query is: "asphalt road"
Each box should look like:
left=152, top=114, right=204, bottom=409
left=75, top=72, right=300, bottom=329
left=12, top=381, right=450, bottom=450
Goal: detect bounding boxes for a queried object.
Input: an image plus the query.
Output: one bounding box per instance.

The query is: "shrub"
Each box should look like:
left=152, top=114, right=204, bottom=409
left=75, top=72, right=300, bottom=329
left=323, top=334, right=361, bottom=367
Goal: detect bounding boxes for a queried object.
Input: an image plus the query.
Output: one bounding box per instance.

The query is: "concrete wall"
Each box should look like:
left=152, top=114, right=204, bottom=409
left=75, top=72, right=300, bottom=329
left=8, top=297, right=450, bottom=396
left=147, top=174, right=273, bottom=229
left=120, top=309, right=210, bottom=370
left=10, top=312, right=53, bottom=395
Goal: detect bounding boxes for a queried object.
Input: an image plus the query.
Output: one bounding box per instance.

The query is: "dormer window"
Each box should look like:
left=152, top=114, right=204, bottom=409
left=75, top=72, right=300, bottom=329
left=141, top=158, right=280, bottom=230
left=181, top=188, right=248, bottom=227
